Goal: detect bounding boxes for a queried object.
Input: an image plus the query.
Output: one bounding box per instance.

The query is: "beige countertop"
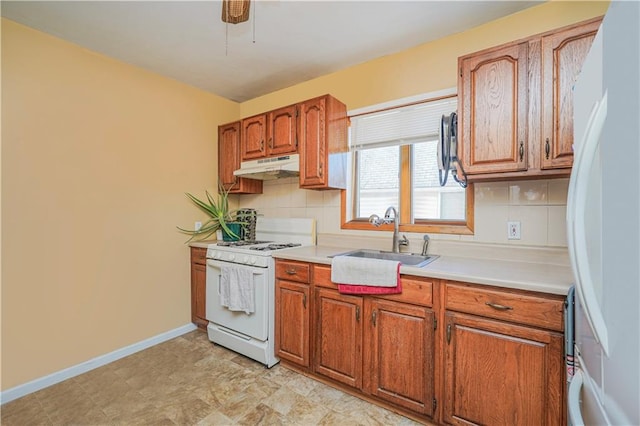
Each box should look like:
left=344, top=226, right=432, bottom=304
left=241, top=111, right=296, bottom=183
left=272, top=245, right=574, bottom=296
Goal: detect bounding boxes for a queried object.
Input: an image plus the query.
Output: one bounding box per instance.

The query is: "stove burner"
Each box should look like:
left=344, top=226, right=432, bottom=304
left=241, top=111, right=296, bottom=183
left=216, top=240, right=271, bottom=247
left=250, top=243, right=302, bottom=251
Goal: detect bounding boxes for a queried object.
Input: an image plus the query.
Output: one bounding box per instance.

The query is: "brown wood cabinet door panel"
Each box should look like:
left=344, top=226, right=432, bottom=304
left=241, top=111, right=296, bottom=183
left=241, top=114, right=267, bottom=161
left=460, top=42, right=528, bottom=174
left=275, top=280, right=310, bottom=367
left=190, top=262, right=207, bottom=329
left=365, top=299, right=434, bottom=416
left=542, top=19, right=601, bottom=169
left=444, top=312, right=564, bottom=426
left=218, top=122, right=240, bottom=190
left=299, top=97, right=327, bottom=187
left=218, top=122, right=262, bottom=194
left=314, top=288, right=363, bottom=388
left=268, top=105, right=298, bottom=156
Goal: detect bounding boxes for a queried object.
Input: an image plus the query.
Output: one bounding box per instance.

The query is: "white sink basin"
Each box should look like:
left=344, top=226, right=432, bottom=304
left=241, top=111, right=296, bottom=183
left=333, top=249, right=438, bottom=268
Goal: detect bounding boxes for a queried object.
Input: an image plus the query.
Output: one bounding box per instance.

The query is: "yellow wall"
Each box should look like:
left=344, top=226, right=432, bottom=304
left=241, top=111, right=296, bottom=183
left=240, top=1, right=609, bottom=116
left=1, top=19, right=239, bottom=390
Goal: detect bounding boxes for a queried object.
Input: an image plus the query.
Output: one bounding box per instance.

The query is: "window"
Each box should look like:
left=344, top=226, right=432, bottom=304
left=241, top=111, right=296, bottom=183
left=342, top=93, right=474, bottom=234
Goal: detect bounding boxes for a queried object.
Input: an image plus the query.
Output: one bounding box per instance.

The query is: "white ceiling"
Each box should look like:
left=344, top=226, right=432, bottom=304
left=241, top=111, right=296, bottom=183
left=2, top=1, right=542, bottom=102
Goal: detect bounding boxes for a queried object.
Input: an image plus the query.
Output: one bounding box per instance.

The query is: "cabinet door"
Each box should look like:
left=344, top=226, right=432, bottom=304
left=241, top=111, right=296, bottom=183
left=541, top=19, right=601, bottom=169
left=444, top=312, right=564, bottom=426
left=218, top=122, right=240, bottom=190
left=268, top=105, right=298, bottom=156
left=241, top=114, right=267, bottom=161
left=298, top=96, right=327, bottom=187
left=275, top=279, right=310, bottom=367
left=190, top=248, right=207, bottom=330
left=459, top=42, right=528, bottom=174
left=314, top=288, right=363, bottom=388
left=218, top=122, right=262, bottom=194
left=364, top=299, right=435, bottom=417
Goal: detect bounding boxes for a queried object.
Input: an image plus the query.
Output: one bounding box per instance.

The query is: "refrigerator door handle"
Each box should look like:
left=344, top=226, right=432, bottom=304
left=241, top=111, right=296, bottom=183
left=566, top=91, right=609, bottom=355
left=568, top=369, right=585, bottom=426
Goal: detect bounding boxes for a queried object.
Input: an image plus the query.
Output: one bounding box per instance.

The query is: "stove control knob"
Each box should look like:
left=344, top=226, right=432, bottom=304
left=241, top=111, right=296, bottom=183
left=242, top=256, right=249, bottom=264
left=249, top=257, right=257, bottom=265
left=214, top=252, right=222, bottom=259
left=228, top=254, right=235, bottom=261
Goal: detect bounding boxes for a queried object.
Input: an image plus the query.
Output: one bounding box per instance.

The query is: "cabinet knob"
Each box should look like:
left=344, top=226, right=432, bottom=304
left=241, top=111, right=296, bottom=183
left=260, top=140, right=264, bottom=151
left=268, top=137, right=273, bottom=149
left=355, top=306, right=360, bottom=322
left=372, top=310, right=377, bottom=326
left=545, top=138, right=550, bottom=159
left=302, top=293, right=307, bottom=309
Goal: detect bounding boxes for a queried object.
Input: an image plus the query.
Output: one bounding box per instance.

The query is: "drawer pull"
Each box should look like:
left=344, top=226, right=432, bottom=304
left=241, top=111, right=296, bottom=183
left=355, top=306, right=360, bottom=322
left=372, top=311, right=377, bottom=326
left=302, top=293, right=307, bottom=309
left=285, top=269, right=297, bottom=275
left=485, top=301, right=513, bottom=311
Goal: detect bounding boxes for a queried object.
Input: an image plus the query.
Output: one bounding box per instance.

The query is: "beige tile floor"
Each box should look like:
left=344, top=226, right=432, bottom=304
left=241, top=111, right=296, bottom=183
left=1, top=330, right=423, bottom=425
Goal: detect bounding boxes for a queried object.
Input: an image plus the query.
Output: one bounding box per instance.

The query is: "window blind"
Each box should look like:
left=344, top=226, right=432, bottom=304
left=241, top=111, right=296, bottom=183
left=349, top=96, right=458, bottom=151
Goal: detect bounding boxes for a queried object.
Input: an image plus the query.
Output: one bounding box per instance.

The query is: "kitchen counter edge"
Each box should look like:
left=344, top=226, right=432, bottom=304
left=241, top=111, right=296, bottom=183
left=272, top=245, right=573, bottom=296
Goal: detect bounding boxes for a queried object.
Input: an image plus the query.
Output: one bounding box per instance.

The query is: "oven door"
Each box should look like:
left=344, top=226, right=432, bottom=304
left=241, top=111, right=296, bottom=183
left=205, top=259, right=270, bottom=341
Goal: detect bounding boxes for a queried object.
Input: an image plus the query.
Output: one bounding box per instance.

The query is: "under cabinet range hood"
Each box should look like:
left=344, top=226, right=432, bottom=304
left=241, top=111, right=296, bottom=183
left=233, top=154, right=300, bottom=180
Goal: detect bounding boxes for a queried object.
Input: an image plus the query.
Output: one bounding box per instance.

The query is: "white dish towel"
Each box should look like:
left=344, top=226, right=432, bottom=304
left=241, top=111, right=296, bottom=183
left=331, top=256, right=400, bottom=287
left=220, top=266, right=255, bottom=314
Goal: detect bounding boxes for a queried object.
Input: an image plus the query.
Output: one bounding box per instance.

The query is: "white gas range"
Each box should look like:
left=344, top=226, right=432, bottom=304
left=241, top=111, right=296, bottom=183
left=204, top=218, right=315, bottom=367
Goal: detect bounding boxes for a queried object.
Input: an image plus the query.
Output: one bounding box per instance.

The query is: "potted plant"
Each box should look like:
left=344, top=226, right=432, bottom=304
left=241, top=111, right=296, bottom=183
left=177, top=184, right=245, bottom=242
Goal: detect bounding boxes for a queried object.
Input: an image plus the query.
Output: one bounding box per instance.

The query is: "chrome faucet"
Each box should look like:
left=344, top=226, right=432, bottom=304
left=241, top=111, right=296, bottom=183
left=369, top=206, right=403, bottom=253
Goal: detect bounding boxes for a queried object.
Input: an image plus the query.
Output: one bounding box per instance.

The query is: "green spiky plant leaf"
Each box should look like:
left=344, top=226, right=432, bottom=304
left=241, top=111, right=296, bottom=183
left=177, top=183, right=246, bottom=243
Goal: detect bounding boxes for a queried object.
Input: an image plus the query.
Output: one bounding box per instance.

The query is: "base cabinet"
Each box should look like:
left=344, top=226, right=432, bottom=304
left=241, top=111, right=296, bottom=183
left=443, top=312, right=564, bottom=425
left=273, top=260, right=566, bottom=425
left=314, top=288, right=363, bottom=388
left=364, top=299, right=435, bottom=417
left=190, top=247, right=208, bottom=330
left=275, top=280, right=310, bottom=368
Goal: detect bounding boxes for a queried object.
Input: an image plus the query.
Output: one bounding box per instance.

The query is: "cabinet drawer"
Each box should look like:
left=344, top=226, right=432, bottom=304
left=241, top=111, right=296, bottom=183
left=378, top=276, right=433, bottom=307
left=445, top=282, right=564, bottom=331
left=276, top=260, right=310, bottom=283
left=313, top=265, right=333, bottom=288
left=190, top=247, right=207, bottom=265
left=313, top=265, right=433, bottom=307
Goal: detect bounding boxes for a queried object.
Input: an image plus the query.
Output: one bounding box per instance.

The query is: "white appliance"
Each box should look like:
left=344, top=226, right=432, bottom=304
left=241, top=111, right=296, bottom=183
left=205, top=217, right=315, bottom=367
left=566, top=1, right=640, bottom=424
left=233, top=153, right=300, bottom=180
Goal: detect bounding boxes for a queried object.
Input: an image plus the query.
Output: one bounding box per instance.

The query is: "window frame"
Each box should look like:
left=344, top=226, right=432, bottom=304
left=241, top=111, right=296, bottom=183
left=340, top=91, right=474, bottom=235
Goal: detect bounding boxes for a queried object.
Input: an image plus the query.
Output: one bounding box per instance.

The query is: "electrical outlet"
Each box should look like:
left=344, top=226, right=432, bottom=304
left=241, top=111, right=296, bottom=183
left=507, top=221, right=521, bottom=240
left=195, top=221, right=202, bottom=231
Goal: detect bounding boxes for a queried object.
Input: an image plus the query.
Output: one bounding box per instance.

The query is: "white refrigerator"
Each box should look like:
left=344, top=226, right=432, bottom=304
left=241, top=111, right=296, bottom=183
left=566, top=1, right=640, bottom=424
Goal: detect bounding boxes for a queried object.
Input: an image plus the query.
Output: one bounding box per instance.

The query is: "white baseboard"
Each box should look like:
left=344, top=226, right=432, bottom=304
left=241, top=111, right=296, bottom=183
left=0, top=323, right=198, bottom=405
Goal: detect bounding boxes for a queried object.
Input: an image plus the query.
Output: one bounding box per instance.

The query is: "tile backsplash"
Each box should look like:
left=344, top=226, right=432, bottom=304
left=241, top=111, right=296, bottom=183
left=233, top=177, right=569, bottom=248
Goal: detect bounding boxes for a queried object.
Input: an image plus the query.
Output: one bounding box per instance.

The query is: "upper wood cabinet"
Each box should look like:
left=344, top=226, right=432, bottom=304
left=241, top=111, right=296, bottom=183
left=240, top=114, right=268, bottom=161
left=541, top=19, right=601, bottom=170
left=459, top=41, right=529, bottom=175
left=218, top=122, right=262, bottom=194
left=299, top=95, right=348, bottom=190
left=457, top=17, right=602, bottom=181
left=268, top=104, right=298, bottom=156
